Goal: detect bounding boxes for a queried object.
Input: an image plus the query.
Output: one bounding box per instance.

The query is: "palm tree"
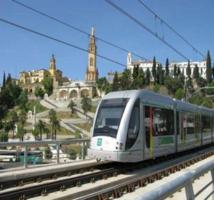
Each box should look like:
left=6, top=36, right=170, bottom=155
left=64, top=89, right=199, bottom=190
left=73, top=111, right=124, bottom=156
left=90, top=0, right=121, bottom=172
left=68, top=99, right=76, bottom=115
left=33, top=120, right=49, bottom=140
left=49, top=109, right=60, bottom=140
left=17, top=123, right=25, bottom=141
left=52, top=120, right=60, bottom=140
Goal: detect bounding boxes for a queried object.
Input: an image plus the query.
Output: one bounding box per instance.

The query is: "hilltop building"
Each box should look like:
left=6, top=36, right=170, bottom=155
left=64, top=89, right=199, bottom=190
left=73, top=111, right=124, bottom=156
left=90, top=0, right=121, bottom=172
left=168, top=61, right=206, bottom=79
left=19, top=55, right=63, bottom=93
left=127, top=52, right=207, bottom=79
left=55, top=27, right=99, bottom=100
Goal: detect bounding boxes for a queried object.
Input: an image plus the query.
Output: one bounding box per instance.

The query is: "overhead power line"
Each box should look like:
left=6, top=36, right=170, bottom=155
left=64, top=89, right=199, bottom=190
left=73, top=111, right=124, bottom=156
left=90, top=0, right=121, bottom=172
left=0, top=18, right=126, bottom=67
left=11, top=0, right=149, bottom=61
left=105, top=0, right=190, bottom=61
left=137, top=0, right=205, bottom=59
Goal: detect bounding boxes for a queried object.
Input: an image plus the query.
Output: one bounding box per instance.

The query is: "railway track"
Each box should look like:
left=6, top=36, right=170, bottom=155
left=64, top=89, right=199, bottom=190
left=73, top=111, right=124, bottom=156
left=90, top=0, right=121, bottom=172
left=0, top=146, right=213, bottom=200
left=0, top=161, right=112, bottom=190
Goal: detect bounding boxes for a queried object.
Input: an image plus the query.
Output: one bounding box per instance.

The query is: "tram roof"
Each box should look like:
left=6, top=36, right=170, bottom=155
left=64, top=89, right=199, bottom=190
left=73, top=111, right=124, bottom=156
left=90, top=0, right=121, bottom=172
left=175, top=100, right=199, bottom=112
left=104, top=90, right=214, bottom=114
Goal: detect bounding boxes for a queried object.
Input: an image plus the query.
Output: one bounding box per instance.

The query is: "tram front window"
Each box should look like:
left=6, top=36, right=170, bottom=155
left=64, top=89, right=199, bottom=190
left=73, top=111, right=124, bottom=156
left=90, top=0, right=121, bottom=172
left=94, top=98, right=129, bottom=138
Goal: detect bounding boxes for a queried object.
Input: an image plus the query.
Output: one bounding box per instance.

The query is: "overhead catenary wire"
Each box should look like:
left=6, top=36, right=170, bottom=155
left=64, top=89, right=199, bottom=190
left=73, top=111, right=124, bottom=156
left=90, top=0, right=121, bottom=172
left=11, top=0, right=149, bottom=61
left=0, top=18, right=126, bottom=68
left=105, top=0, right=190, bottom=61
left=137, top=0, right=205, bottom=59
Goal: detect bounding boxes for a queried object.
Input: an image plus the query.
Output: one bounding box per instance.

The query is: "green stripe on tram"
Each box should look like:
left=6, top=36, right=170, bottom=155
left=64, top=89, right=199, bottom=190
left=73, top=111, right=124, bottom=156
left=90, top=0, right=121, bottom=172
left=158, top=136, right=174, bottom=145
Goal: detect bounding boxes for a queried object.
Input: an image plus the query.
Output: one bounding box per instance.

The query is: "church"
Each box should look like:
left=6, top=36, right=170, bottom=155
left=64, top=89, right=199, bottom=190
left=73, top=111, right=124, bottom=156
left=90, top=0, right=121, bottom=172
left=55, top=27, right=99, bottom=100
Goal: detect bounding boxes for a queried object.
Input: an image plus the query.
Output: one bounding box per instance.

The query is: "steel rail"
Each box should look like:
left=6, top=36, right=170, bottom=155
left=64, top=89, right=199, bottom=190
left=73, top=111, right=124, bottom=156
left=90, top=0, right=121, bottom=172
left=0, top=161, right=112, bottom=190
left=69, top=149, right=214, bottom=200
left=0, top=167, right=119, bottom=200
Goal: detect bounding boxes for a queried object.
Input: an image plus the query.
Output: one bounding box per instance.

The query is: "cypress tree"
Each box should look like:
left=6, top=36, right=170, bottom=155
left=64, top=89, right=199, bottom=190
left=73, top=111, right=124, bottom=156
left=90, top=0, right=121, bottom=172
left=138, top=68, right=145, bottom=88
left=193, top=64, right=199, bottom=80
left=120, top=69, right=131, bottom=90
left=132, top=66, right=139, bottom=80
left=6, top=73, right=12, bottom=85
left=165, top=58, right=169, bottom=76
left=173, top=64, right=177, bottom=77
left=152, top=56, right=156, bottom=83
left=2, top=72, right=6, bottom=88
left=206, top=50, right=212, bottom=83
left=177, top=67, right=181, bottom=76
left=156, top=64, right=162, bottom=84
left=112, top=71, right=120, bottom=91
left=145, top=68, right=151, bottom=85
left=186, top=61, right=191, bottom=79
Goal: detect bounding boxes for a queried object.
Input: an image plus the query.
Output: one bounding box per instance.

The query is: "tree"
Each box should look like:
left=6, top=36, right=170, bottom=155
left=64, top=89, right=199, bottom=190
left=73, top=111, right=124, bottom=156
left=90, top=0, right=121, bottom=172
left=175, top=88, right=185, bottom=100
left=9, top=111, right=18, bottom=138
left=206, top=50, right=212, bottom=83
left=43, top=77, right=53, bottom=96
left=81, top=96, right=92, bottom=117
left=19, top=110, right=27, bottom=126
left=165, top=58, right=169, bottom=77
left=132, top=66, right=139, bottom=80
left=137, top=68, right=145, bottom=88
left=165, top=76, right=183, bottom=95
left=156, top=64, right=164, bottom=84
left=145, top=68, right=151, bottom=85
left=112, top=72, right=120, bottom=91
left=33, top=120, right=48, bottom=140
left=196, top=77, right=207, bottom=88
left=186, top=61, right=191, bottom=79
left=177, top=67, right=181, bottom=76
left=193, top=64, right=199, bottom=80
left=0, top=130, right=8, bottom=142
left=68, top=99, right=76, bottom=114
left=96, top=77, right=108, bottom=94
left=17, top=124, right=25, bottom=141
left=49, top=109, right=60, bottom=140
left=2, top=72, right=6, bottom=89
left=152, top=56, right=157, bottom=83
left=34, top=86, right=45, bottom=99
left=173, top=64, right=177, bottom=77
left=18, top=90, right=28, bottom=111
left=6, top=73, right=12, bottom=85
left=120, top=69, right=131, bottom=90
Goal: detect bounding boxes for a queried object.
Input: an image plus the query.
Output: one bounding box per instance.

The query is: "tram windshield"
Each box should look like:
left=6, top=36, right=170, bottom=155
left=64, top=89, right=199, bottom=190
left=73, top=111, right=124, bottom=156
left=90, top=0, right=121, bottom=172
left=94, top=98, right=129, bottom=138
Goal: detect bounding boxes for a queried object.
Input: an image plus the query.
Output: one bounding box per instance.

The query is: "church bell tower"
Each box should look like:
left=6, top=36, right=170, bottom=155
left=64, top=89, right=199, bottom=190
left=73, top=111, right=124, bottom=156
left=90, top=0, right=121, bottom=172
left=49, top=54, right=57, bottom=77
left=85, top=27, right=98, bottom=83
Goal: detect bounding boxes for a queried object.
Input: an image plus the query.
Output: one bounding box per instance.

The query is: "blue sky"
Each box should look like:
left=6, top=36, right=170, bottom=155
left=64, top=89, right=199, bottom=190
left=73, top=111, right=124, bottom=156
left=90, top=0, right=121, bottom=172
left=0, top=0, right=214, bottom=82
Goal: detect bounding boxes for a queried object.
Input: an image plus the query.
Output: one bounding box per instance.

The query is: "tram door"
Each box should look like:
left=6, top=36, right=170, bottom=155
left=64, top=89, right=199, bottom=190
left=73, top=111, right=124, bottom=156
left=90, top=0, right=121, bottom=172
left=145, top=106, right=174, bottom=158
left=144, top=106, right=155, bottom=159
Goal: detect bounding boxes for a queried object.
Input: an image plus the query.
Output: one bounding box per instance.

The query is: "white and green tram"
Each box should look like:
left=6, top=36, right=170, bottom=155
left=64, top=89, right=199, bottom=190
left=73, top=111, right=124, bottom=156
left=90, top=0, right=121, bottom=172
left=88, top=90, right=214, bottom=162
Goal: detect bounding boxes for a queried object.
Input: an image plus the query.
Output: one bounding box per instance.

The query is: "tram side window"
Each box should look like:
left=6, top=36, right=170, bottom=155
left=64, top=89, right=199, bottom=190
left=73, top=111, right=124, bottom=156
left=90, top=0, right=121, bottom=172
left=144, top=106, right=174, bottom=148
left=180, top=112, right=195, bottom=140
left=202, top=115, right=211, bottom=133
left=153, top=108, right=174, bottom=136
left=125, top=100, right=140, bottom=150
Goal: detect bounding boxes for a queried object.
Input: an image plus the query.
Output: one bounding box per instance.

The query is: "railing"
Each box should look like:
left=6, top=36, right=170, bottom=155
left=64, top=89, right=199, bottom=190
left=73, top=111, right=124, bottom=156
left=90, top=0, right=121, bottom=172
left=0, top=139, right=90, bottom=169
left=135, top=158, right=214, bottom=200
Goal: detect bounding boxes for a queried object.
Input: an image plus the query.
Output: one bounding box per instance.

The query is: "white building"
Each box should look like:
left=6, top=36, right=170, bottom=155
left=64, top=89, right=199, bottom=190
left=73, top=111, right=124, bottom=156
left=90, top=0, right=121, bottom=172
left=169, top=61, right=207, bottom=79
left=127, top=52, right=207, bottom=79
left=127, top=52, right=159, bottom=74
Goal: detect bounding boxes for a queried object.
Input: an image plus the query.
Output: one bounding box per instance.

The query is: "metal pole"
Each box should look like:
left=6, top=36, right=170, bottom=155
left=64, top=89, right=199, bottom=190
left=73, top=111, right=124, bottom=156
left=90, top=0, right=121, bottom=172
left=185, top=181, right=194, bottom=200
left=211, top=169, right=214, bottom=199
left=24, top=144, right=28, bottom=168
left=82, top=142, right=85, bottom=160
left=57, top=143, right=60, bottom=164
